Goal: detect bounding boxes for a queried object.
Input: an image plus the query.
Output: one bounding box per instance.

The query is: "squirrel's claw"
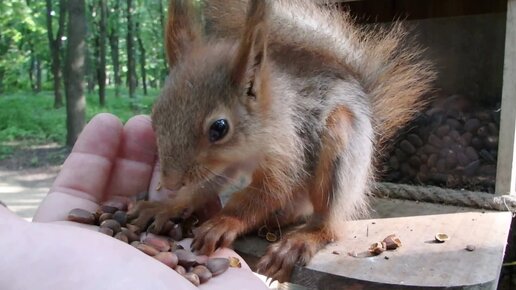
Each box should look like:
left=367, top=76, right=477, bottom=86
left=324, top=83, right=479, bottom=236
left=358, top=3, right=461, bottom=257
left=191, top=215, right=245, bottom=255
left=127, top=200, right=185, bottom=234
left=256, top=230, right=326, bottom=283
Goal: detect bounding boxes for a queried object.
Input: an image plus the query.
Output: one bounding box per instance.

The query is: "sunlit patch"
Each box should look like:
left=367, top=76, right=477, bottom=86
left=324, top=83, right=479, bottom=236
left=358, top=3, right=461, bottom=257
left=0, top=186, right=24, bottom=194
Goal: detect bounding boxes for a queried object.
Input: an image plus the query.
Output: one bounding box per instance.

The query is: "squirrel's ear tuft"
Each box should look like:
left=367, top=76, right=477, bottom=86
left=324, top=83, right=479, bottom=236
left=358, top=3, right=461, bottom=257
left=165, top=0, right=202, bottom=68
left=231, top=0, right=269, bottom=88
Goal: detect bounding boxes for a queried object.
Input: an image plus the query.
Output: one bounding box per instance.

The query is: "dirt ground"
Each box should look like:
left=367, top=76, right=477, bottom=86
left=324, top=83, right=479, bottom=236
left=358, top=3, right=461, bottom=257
left=0, top=144, right=68, bottom=220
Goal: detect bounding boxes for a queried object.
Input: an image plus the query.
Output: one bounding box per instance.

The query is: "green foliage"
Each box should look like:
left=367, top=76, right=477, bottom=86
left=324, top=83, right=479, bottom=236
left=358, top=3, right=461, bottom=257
left=0, top=0, right=47, bottom=92
left=0, top=0, right=175, bottom=155
left=0, top=0, right=175, bottom=93
left=0, top=89, right=157, bottom=145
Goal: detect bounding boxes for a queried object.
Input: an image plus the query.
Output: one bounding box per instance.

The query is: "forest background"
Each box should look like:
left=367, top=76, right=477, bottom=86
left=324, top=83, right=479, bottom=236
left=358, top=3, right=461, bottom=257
left=0, top=0, right=201, bottom=164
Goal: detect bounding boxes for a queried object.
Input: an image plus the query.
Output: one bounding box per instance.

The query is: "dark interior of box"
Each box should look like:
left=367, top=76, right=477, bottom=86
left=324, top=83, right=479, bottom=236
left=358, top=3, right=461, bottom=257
left=337, top=0, right=508, bottom=193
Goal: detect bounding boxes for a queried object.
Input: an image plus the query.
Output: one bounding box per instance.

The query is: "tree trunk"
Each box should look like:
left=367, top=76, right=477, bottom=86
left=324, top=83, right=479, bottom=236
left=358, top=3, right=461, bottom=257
left=36, top=59, right=42, bottom=92
left=45, top=0, right=67, bottom=108
left=86, top=43, right=96, bottom=93
left=108, top=0, right=121, bottom=97
left=136, top=22, right=147, bottom=96
left=0, top=69, right=4, bottom=94
left=97, top=0, right=107, bottom=106
left=28, top=44, right=42, bottom=93
left=88, top=3, right=97, bottom=94
left=29, top=51, right=36, bottom=92
left=126, top=0, right=137, bottom=98
left=65, top=0, right=87, bottom=147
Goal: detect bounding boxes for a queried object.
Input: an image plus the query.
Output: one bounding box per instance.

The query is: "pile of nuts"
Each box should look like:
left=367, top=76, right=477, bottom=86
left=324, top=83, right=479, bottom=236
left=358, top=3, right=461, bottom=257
left=383, top=95, right=500, bottom=193
left=67, top=200, right=236, bottom=286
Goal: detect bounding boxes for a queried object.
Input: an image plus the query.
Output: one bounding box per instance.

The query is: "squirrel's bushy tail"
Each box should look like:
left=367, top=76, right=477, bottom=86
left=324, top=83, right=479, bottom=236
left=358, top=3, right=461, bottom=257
left=203, top=0, right=435, bottom=146
left=360, top=24, right=435, bottom=146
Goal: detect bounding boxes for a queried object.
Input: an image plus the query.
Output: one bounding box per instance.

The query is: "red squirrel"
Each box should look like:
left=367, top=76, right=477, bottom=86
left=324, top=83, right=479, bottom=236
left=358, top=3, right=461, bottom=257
left=128, top=0, right=435, bottom=282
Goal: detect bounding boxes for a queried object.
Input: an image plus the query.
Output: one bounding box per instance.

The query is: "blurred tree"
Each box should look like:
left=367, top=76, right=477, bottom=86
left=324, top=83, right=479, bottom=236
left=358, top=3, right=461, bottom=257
left=126, top=0, right=137, bottom=98
left=0, top=1, right=46, bottom=93
left=65, top=0, right=87, bottom=146
left=108, top=0, right=122, bottom=97
left=26, top=0, right=44, bottom=93
left=0, top=0, right=188, bottom=97
left=136, top=21, right=147, bottom=96
left=97, top=0, right=108, bottom=106
left=45, top=0, right=67, bottom=108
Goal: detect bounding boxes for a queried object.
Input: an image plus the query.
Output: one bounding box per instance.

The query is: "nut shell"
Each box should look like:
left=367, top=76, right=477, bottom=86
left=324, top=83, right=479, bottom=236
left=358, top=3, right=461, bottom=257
left=183, top=272, right=200, bottom=286
left=98, top=226, right=114, bottom=237
left=382, top=234, right=402, bottom=250
left=98, top=213, right=113, bottom=224
left=112, top=210, right=127, bottom=227
left=435, top=233, right=450, bottom=243
left=175, top=249, right=197, bottom=268
left=368, top=242, right=385, bottom=255
left=192, top=265, right=212, bottom=283
left=136, top=243, right=160, bottom=256
left=114, top=232, right=129, bottom=243
left=153, top=252, right=179, bottom=268
left=206, top=258, right=230, bottom=276
left=141, top=233, right=171, bottom=252
left=68, top=208, right=96, bottom=225
left=100, top=219, right=122, bottom=234
left=175, top=265, right=187, bottom=275
left=228, top=256, right=242, bottom=268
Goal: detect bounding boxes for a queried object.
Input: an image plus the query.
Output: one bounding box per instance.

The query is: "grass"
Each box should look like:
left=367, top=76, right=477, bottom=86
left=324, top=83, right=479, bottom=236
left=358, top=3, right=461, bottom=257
left=0, top=88, right=159, bottom=159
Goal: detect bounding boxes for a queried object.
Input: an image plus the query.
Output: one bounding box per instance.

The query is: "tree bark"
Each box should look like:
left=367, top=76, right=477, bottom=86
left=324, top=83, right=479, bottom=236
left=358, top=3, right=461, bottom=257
left=97, top=0, right=107, bottom=106
left=26, top=0, right=39, bottom=93
left=65, top=0, right=87, bottom=147
left=0, top=69, right=4, bottom=93
left=136, top=22, right=147, bottom=96
left=108, top=0, right=121, bottom=97
left=45, top=0, right=67, bottom=108
left=87, top=3, right=97, bottom=94
left=86, top=45, right=96, bottom=93
left=126, top=0, right=137, bottom=98
left=36, top=59, right=42, bottom=92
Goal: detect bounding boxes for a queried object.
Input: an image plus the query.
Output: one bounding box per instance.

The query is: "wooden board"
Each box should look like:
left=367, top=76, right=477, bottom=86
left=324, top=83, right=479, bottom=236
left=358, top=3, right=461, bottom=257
left=235, top=200, right=512, bottom=289
left=496, top=0, right=516, bottom=196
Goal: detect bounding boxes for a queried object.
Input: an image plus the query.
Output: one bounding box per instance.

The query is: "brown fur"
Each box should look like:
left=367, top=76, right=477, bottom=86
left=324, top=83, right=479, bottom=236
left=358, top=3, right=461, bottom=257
left=134, top=0, right=435, bottom=282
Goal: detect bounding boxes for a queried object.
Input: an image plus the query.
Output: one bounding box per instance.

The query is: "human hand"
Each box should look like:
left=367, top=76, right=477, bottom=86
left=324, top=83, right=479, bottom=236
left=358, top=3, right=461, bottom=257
left=0, top=113, right=267, bottom=290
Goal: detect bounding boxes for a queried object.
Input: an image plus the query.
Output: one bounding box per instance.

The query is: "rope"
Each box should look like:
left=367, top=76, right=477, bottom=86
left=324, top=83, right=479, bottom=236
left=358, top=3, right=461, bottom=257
left=372, top=182, right=516, bottom=212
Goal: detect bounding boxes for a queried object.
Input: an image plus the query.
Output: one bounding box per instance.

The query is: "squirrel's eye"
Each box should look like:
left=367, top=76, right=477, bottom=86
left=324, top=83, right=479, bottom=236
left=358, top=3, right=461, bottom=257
left=209, top=119, right=229, bottom=143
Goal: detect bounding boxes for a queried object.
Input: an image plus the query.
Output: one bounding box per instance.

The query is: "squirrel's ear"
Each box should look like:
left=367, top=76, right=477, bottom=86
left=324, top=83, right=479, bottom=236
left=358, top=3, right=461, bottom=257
left=165, top=0, right=202, bottom=68
left=231, top=0, right=268, bottom=89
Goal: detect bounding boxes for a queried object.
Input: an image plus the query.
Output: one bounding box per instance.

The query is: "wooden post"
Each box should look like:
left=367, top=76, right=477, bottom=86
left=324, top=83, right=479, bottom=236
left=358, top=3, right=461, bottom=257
left=496, top=0, right=516, bottom=196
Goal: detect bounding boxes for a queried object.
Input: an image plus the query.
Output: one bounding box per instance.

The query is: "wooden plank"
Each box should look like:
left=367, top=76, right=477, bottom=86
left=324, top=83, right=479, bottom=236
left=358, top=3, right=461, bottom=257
left=235, top=205, right=512, bottom=289
left=496, top=0, right=516, bottom=196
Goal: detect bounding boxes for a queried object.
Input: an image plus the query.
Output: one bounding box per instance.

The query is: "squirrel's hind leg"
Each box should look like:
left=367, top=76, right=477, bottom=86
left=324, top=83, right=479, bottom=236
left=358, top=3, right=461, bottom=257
left=256, top=104, right=374, bottom=282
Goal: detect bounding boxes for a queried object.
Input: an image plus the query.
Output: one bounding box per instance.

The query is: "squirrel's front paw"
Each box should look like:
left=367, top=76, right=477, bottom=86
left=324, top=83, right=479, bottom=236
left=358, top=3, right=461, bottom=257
left=127, top=200, right=188, bottom=234
left=256, top=229, right=330, bottom=283
left=191, top=215, right=246, bottom=255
